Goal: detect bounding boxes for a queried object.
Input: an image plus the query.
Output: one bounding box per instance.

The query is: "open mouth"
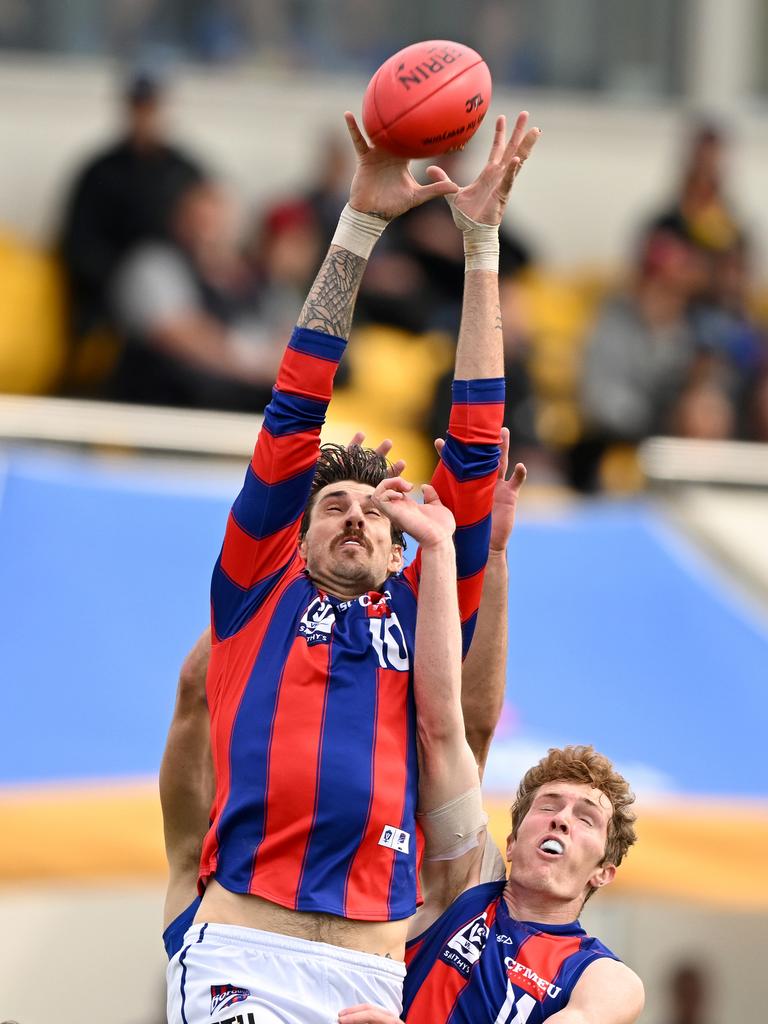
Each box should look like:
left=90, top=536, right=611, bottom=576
left=538, top=838, right=565, bottom=856
left=338, top=535, right=367, bottom=551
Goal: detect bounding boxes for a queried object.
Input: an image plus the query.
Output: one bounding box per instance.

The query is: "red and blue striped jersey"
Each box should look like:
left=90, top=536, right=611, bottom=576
left=403, top=880, right=619, bottom=1022
left=199, top=326, right=504, bottom=921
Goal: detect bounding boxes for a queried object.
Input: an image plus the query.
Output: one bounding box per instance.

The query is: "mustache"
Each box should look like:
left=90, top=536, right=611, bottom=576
left=334, top=528, right=372, bottom=553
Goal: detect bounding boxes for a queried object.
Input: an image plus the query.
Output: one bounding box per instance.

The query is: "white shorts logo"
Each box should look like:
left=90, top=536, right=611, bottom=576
left=378, top=825, right=410, bottom=854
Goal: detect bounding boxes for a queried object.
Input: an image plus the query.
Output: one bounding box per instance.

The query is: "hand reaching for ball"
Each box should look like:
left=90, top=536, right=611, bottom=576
left=428, top=112, right=541, bottom=226
left=344, top=112, right=458, bottom=221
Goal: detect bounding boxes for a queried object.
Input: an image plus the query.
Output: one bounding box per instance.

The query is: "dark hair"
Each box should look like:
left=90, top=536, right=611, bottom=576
left=300, top=443, right=405, bottom=548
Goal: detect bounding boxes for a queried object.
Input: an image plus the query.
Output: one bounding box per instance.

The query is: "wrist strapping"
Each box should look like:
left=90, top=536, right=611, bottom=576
left=417, top=786, right=487, bottom=862
left=331, top=203, right=388, bottom=260
left=446, top=195, right=500, bottom=272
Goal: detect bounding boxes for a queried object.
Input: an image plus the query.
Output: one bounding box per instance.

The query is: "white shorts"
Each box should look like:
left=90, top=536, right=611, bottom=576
left=167, top=923, right=406, bottom=1024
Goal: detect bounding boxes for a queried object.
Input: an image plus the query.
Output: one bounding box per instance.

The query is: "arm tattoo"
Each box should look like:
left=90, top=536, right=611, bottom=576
left=297, top=246, right=367, bottom=338
left=494, top=303, right=503, bottom=334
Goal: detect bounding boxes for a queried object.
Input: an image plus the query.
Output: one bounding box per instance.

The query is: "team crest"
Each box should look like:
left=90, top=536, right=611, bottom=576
left=441, top=912, right=489, bottom=975
left=210, top=984, right=250, bottom=1013
left=298, top=597, right=336, bottom=646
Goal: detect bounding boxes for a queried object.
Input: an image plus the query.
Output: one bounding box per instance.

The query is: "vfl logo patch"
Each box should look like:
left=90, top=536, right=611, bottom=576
left=210, top=984, right=250, bottom=1014
left=378, top=825, right=410, bottom=854
left=441, top=913, right=489, bottom=975
left=298, top=597, right=336, bottom=646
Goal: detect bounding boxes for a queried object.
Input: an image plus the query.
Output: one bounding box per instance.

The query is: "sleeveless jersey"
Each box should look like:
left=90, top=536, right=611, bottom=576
left=403, top=881, right=619, bottom=1022
left=199, top=326, right=504, bottom=921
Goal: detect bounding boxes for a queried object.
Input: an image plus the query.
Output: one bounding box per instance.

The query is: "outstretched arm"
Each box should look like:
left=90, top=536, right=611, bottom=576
left=448, top=427, right=526, bottom=776
left=159, top=629, right=214, bottom=928
left=211, top=115, right=456, bottom=641
left=413, top=114, right=540, bottom=655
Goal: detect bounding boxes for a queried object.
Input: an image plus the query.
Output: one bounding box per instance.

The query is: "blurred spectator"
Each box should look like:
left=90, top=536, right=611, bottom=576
left=108, top=179, right=277, bottom=411
left=574, top=228, right=716, bottom=490
left=650, top=121, right=746, bottom=265
left=302, top=129, right=353, bottom=250
left=58, top=70, right=206, bottom=345
left=661, top=961, right=711, bottom=1024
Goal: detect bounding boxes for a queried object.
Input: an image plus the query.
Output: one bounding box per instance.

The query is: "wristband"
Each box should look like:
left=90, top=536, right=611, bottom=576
left=446, top=195, right=500, bottom=272
left=331, top=204, right=388, bottom=260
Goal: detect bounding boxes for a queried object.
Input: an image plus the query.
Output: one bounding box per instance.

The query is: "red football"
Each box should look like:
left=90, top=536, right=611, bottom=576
left=362, top=40, right=492, bottom=159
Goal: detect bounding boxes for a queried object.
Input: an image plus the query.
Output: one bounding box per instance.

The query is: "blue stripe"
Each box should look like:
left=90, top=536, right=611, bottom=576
left=387, top=659, right=419, bottom=917
left=215, top=577, right=314, bottom=889
left=178, top=923, right=207, bottom=1024
left=211, top=558, right=289, bottom=640
left=287, top=326, right=347, bottom=362
left=441, top=436, right=500, bottom=483
left=231, top=460, right=316, bottom=539
left=263, top=389, right=329, bottom=437
left=455, top=514, right=492, bottom=580
left=461, top=610, right=478, bottom=661
left=451, top=377, right=505, bottom=405
left=297, top=609, right=383, bottom=912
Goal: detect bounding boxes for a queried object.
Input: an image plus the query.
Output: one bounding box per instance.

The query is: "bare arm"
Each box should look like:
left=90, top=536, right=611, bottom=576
left=159, top=628, right=214, bottom=927
left=546, top=959, right=645, bottom=1024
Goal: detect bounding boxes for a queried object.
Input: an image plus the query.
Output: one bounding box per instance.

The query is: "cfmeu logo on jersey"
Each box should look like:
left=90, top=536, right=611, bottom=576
left=442, top=913, right=490, bottom=975
left=298, top=597, right=336, bottom=646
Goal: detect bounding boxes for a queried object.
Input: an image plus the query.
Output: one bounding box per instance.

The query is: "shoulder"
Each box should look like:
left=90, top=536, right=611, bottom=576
left=407, top=878, right=504, bottom=949
left=567, top=957, right=644, bottom=1024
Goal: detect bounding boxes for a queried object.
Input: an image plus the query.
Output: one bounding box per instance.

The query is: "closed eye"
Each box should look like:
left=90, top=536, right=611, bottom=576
left=580, top=817, right=594, bottom=826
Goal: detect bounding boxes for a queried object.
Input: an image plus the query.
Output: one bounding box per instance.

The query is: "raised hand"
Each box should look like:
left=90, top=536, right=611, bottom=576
left=347, top=431, right=406, bottom=478
left=371, top=477, right=455, bottom=549
left=344, top=112, right=458, bottom=221
left=428, top=111, right=540, bottom=226
left=435, top=427, right=525, bottom=552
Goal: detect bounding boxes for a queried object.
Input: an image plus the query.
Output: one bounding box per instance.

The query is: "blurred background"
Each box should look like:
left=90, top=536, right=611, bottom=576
left=1, top=1, right=767, bottom=1021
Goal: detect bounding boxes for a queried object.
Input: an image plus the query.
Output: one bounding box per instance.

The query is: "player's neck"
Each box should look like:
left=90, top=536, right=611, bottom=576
left=502, top=878, right=583, bottom=926
left=309, top=569, right=388, bottom=602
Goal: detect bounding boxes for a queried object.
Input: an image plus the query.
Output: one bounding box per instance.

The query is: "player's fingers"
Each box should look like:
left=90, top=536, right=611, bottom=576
left=510, top=462, right=528, bottom=490
left=347, top=431, right=366, bottom=448
left=498, top=426, right=510, bottom=479
left=388, top=458, right=407, bottom=478
left=498, top=155, right=521, bottom=194
left=344, top=111, right=371, bottom=156
left=421, top=483, right=442, bottom=505
left=372, top=437, right=393, bottom=457
left=433, top=436, right=446, bottom=456
left=415, top=178, right=460, bottom=205
left=516, top=126, right=541, bottom=164
left=486, top=114, right=506, bottom=162
left=424, top=164, right=453, bottom=184
left=505, top=110, right=529, bottom=158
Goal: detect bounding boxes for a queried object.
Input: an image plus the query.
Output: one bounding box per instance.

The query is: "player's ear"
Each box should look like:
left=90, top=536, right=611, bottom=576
left=388, top=544, right=404, bottom=574
left=589, top=861, right=616, bottom=892
left=505, top=830, right=515, bottom=861
left=299, top=533, right=308, bottom=560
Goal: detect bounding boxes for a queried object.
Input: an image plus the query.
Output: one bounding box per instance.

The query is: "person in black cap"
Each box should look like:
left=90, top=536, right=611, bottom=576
left=58, top=70, right=206, bottom=349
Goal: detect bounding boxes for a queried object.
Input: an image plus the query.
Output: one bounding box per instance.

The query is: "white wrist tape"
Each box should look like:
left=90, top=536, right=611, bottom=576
left=331, top=203, right=388, bottom=260
left=417, top=786, right=487, bottom=862
left=446, top=195, right=500, bottom=272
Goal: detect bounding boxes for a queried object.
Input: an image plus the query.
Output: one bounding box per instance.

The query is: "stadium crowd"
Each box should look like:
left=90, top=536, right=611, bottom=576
left=1, top=73, right=767, bottom=491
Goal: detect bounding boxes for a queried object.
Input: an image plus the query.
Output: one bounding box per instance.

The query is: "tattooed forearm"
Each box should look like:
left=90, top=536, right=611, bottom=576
left=297, top=246, right=367, bottom=338
left=494, top=303, right=503, bottom=333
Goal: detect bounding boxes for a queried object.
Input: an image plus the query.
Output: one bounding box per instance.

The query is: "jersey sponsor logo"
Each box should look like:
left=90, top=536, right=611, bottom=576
left=298, top=597, right=336, bottom=646
left=503, top=955, right=562, bottom=1001
left=379, top=825, right=411, bottom=853
left=441, top=912, right=490, bottom=975
left=210, top=984, right=250, bottom=1014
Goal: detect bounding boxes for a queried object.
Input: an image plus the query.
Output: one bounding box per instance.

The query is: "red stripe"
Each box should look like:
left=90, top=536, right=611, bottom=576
left=344, top=666, right=410, bottom=917
left=406, top=958, right=470, bottom=1023
left=276, top=348, right=338, bottom=401
left=199, top=568, right=299, bottom=884
left=251, top=426, right=320, bottom=484
left=448, top=401, right=504, bottom=444
left=431, top=464, right=497, bottom=527
left=457, top=571, right=483, bottom=624
left=249, top=636, right=332, bottom=904
left=220, top=516, right=299, bottom=588
left=512, top=932, right=583, bottom=1002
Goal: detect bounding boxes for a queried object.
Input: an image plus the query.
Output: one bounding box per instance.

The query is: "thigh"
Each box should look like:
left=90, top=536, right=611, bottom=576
left=166, top=936, right=331, bottom=1024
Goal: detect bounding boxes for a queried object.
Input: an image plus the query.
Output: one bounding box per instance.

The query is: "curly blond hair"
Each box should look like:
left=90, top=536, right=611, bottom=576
left=510, top=745, right=637, bottom=897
